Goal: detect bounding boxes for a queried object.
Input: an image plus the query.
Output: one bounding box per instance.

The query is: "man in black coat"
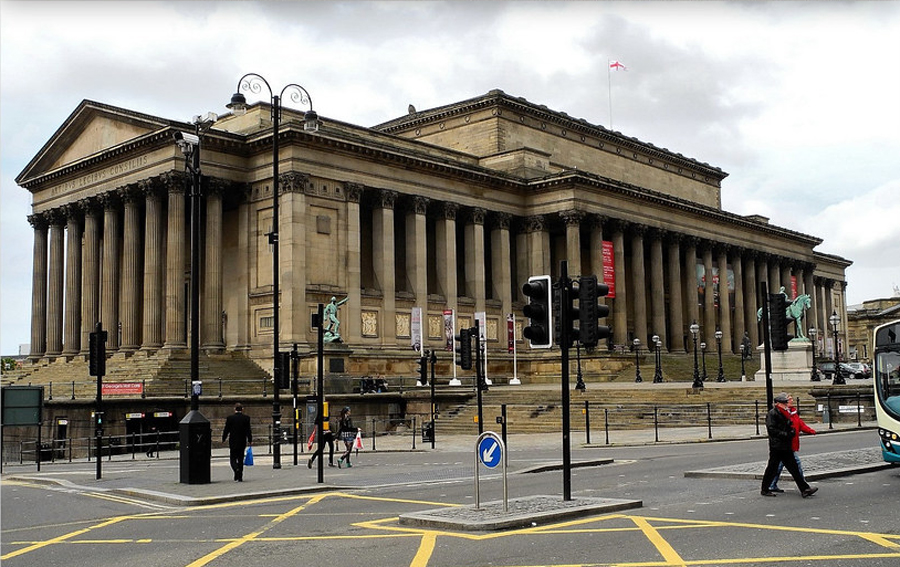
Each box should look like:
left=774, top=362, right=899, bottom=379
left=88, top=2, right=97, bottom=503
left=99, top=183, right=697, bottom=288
left=760, top=392, right=817, bottom=497
left=222, top=402, right=252, bottom=481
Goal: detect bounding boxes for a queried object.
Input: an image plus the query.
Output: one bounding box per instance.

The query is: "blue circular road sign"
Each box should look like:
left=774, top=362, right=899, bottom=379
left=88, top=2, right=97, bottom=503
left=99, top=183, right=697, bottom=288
left=478, top=435, right=502, bottom=468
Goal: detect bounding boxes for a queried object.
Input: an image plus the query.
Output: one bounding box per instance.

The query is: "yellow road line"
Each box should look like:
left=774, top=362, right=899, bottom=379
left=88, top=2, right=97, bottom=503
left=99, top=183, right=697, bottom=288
left=630, top=516, right=686, bottom=567
left=1, top=516, right=130, bottom=560
left=409, top=532, right=438, bottom=567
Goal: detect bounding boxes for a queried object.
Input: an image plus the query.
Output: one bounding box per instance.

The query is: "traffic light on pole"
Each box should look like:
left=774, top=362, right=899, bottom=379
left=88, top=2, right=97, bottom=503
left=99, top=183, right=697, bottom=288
left=578, top=275, right=611, bottom=348
left=89, top=327, right=107, bottom=377
left=456, top=328, right=473, bottom=370
left=768, top=293, right=794, bottom=351
left=277, top=351, right=291, bottom=389
left=522, top=275, right=552, bottom=348
left=417, top=354, right=428, bottom=385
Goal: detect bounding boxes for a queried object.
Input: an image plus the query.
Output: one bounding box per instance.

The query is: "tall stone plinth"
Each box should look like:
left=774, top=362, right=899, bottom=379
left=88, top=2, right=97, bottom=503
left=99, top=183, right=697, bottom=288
left=754, top=339, right=815, bottom=381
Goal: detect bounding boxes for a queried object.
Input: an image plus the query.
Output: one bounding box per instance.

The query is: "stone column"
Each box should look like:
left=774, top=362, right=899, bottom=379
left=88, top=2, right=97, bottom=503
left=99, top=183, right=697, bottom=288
left=666, top=235, right=685, bottom=352
left=141, top=180, right=165, bottom=350
left=202, top=181, right=224, bottom=350
left=683, top=237, right=700, bottom=350
left=435, top=202, right=458, bottom=314
left=716, top=246, right=732, bottom=353
left=702, top=242, right=715, bottom=343
left=649, top=229, right=666, bottom=351
left=28, top=214, right=48, bottom=361
left=525, top=215, right=549, bottom=278
left=742, top=250, right=758, bottom=348
left=120, top=185, right=143, bottom=352
left=824, top=279, right=835, bottom=349
left=374, top=190, right=397, bottom=344
left=611, top=221, right=628, bottom=347
left=407, top=196, right=429, bottom=316
left=100, top=193, right=121, bottom=351
left=61, top=204, right=83, bottom=357
left=280, top=173, right=308, bottom=345
left=768, top=259, right=780, bottom=296
left=465, top=207, right=487, bottom=313
left=631, top=225, right=648, bottom=345
left=560, top=209, right=584, bottom=278
left=731, top=249, right=745, bottom=354
left=490, top=212, right=513, bottom=320
left=46, top=210, right=65, bottom=357
left=345, top=183, right=363, bottom=340
left=163, top=172, right=187, bottom=348
left=80, top=199, right=102, bottom=354
left=234, top=186, right=251, bottom=348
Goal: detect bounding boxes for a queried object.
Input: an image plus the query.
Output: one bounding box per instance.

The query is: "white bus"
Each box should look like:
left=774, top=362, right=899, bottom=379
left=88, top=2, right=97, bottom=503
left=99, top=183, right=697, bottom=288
left=874, top=319, right=900, bottom=464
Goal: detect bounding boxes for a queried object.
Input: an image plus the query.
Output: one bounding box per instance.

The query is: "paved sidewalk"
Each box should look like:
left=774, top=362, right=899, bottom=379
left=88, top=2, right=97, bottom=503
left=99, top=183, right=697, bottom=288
left=2, top=421, right=877, bottom=506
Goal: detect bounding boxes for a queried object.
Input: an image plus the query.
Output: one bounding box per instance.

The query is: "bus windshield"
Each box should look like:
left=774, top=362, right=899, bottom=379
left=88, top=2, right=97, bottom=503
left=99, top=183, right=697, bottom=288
left=875, top=349, right=900, bottom=418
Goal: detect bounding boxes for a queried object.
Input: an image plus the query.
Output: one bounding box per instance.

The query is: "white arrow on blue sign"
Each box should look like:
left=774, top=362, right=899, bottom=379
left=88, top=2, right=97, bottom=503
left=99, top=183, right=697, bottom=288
left=478, top=435, right=502, bottom=468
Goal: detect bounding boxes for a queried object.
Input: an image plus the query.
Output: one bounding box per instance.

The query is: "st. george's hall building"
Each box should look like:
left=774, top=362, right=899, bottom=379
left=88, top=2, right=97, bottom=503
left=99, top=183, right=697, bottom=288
left=15, top=89, right=851, bottom=384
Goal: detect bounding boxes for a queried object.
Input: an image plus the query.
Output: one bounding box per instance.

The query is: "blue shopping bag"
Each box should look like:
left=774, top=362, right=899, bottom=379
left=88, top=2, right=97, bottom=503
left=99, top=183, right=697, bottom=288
left=244, top=446, right=254, bottom=466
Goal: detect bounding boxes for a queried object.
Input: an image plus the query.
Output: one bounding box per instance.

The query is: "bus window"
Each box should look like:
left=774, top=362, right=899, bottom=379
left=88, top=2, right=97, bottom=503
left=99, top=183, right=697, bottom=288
left=876, top=350, right=900, bottom=417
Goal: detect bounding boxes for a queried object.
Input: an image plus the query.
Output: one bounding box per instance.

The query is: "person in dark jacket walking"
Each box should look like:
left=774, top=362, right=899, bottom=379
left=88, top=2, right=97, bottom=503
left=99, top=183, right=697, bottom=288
left=761, top=392, right=818, bottom=497
left=222, top=402, right=252, bottom=481
left=336, top=406, right=357, bottom=468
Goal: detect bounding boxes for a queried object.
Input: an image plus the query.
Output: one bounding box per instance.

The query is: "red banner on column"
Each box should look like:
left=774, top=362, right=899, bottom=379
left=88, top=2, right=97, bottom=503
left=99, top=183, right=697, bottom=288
left=602, top=240, right=616, bottom=298
left=507, top=313, right=515, bottom=353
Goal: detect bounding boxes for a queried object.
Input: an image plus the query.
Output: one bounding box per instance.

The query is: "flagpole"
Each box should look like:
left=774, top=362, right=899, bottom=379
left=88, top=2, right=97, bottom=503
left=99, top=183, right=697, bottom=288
left=607, top=59, right=613, bottom=130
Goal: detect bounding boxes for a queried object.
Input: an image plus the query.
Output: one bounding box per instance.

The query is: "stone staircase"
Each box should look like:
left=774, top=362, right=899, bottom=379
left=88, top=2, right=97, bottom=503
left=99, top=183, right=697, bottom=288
left=432, top=383, right=781, bottom=435
left=2, top=350, right=271, bottom=399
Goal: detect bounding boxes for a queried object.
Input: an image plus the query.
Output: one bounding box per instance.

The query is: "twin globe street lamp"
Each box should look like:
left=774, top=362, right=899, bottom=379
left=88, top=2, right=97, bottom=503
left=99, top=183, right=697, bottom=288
left=652, top=334, right=663, bottom=383
left=809, top=327, right=821, bottom=381
left=690, top=322, right=702, bottom=388
left=227, top=73, right=319, bottom=470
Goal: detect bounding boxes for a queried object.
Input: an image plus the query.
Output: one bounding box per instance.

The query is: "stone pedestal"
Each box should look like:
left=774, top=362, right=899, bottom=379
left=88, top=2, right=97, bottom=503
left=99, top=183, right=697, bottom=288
left=754, top=339, right=814, bottom=381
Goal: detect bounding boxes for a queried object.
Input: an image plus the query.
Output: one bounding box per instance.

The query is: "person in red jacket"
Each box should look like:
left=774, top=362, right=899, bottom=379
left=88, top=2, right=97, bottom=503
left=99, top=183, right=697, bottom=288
left=768, top=393, right=816, bottom=493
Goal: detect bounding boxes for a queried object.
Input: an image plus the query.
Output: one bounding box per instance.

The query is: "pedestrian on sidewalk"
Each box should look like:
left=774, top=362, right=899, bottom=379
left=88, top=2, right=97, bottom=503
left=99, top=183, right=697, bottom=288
left=222, top=402, right=253, bottom=482
left=761, top=392, right=818, bottom=498
left=308, top=424, right=336, bottom=468
left=146, top=426, right=157, bottom=458
left=768, top=394, right=816, bottom=493
left=336, top=406, right=357, bottom=468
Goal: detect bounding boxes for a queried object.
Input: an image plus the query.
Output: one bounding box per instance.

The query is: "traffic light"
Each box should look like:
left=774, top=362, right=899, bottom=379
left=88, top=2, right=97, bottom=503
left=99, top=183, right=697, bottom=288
left=417, top=354, right=428, bottom=385
left=769, top=293, right=794, bottom=351
left=89, top=327, right=107, bottom=377
left=456, top=328, right=473, bottom=370
left=522, top=275, right=553, bottom=348
left=578, top=275, right=611, bottom=347
left=276, top=352, right=291, bottom=389
left=553, top=279, right=576, bottom=348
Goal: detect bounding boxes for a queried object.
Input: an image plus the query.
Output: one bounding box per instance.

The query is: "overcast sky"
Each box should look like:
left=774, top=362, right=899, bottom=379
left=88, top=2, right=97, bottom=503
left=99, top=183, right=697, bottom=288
left=2, top=1, right=899, bottom=356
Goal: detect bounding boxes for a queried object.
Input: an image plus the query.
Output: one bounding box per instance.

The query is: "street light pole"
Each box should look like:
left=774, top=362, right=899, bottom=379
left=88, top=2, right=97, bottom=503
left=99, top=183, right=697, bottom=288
left=809, top=327, right=821, bottom=381
left=690, top=322, right=702, bottom=388
left=830, top=311, right=844, bottom=385
left=228, top=73, right=319, bottom=470
left=633, top=338, right=642, bottom=383
left=652, top=334, right=663, bottom=383
left=715, top=329, right=725, bottom=382
left=700, top=342, right=708, bottom=383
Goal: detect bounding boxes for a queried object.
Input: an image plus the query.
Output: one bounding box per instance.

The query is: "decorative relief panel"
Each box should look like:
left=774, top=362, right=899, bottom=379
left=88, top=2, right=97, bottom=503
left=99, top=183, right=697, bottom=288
left=428, top=315, right=443, bottom=339
left=396, top=313, right=411, bottom=339
left=486, top=318, right=499, bottom=342
left=361, top=311, right=378, bottom=338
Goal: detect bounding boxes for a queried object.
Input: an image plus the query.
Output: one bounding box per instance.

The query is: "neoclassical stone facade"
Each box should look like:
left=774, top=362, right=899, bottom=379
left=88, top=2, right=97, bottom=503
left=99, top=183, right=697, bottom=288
left=17, top=91, right=851, bottom=376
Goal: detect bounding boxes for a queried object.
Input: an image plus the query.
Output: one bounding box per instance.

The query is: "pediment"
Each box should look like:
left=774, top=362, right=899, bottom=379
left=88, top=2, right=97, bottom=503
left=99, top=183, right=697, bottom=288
left=16, top=100, right=175, bottom=187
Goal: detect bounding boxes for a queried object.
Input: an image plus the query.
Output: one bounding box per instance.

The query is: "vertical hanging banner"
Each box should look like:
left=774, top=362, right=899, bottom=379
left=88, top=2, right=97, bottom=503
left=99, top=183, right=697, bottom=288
left=507, top=313, right=515, bottom=353
left=411, top=307, right=423, bottom=353
left=475, top=311, right=490, bottom=385
left=602, top=240, right=616, bottom=298
left=790, top=276, right=798, bottom=299
left=443, top=309, right=454, bottom=351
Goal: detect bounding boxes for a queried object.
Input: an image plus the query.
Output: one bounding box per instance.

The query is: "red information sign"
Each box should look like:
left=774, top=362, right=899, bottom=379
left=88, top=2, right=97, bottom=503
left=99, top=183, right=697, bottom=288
left=602, top=240, right=616, bottom=298
left=102, top=382, right=143, bottom=395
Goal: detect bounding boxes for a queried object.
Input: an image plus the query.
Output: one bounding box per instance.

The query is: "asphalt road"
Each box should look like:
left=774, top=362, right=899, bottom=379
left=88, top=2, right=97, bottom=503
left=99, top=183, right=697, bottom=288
left=3, top=429, right=899, bottom=567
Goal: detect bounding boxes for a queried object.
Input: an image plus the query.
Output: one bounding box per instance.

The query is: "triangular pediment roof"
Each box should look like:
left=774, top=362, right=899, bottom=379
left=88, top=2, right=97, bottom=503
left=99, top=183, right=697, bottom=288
left=16, top=99, right=181, bottom=189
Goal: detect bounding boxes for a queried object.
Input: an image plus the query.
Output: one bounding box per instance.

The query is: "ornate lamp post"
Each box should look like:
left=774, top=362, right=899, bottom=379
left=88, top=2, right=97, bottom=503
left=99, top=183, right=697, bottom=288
left=809, top=327, right=821, bottom=381
left=715, top=329, right=726, bottom=382
left=227, top=74, right=319, bottom=470
left=700, top=341, right=708, bottom=383
left=830, top=311, right=845, bottom=385
left=633, top=338, right=642, bottom=383
left=690, top=322, right=702, bottom=388
left=652, top=334, right=663, bottom=383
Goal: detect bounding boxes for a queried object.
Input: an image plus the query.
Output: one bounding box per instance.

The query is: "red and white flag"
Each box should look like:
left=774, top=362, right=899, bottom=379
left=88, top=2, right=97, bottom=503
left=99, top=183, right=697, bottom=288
left=609, top=60, right=627, bottom=71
